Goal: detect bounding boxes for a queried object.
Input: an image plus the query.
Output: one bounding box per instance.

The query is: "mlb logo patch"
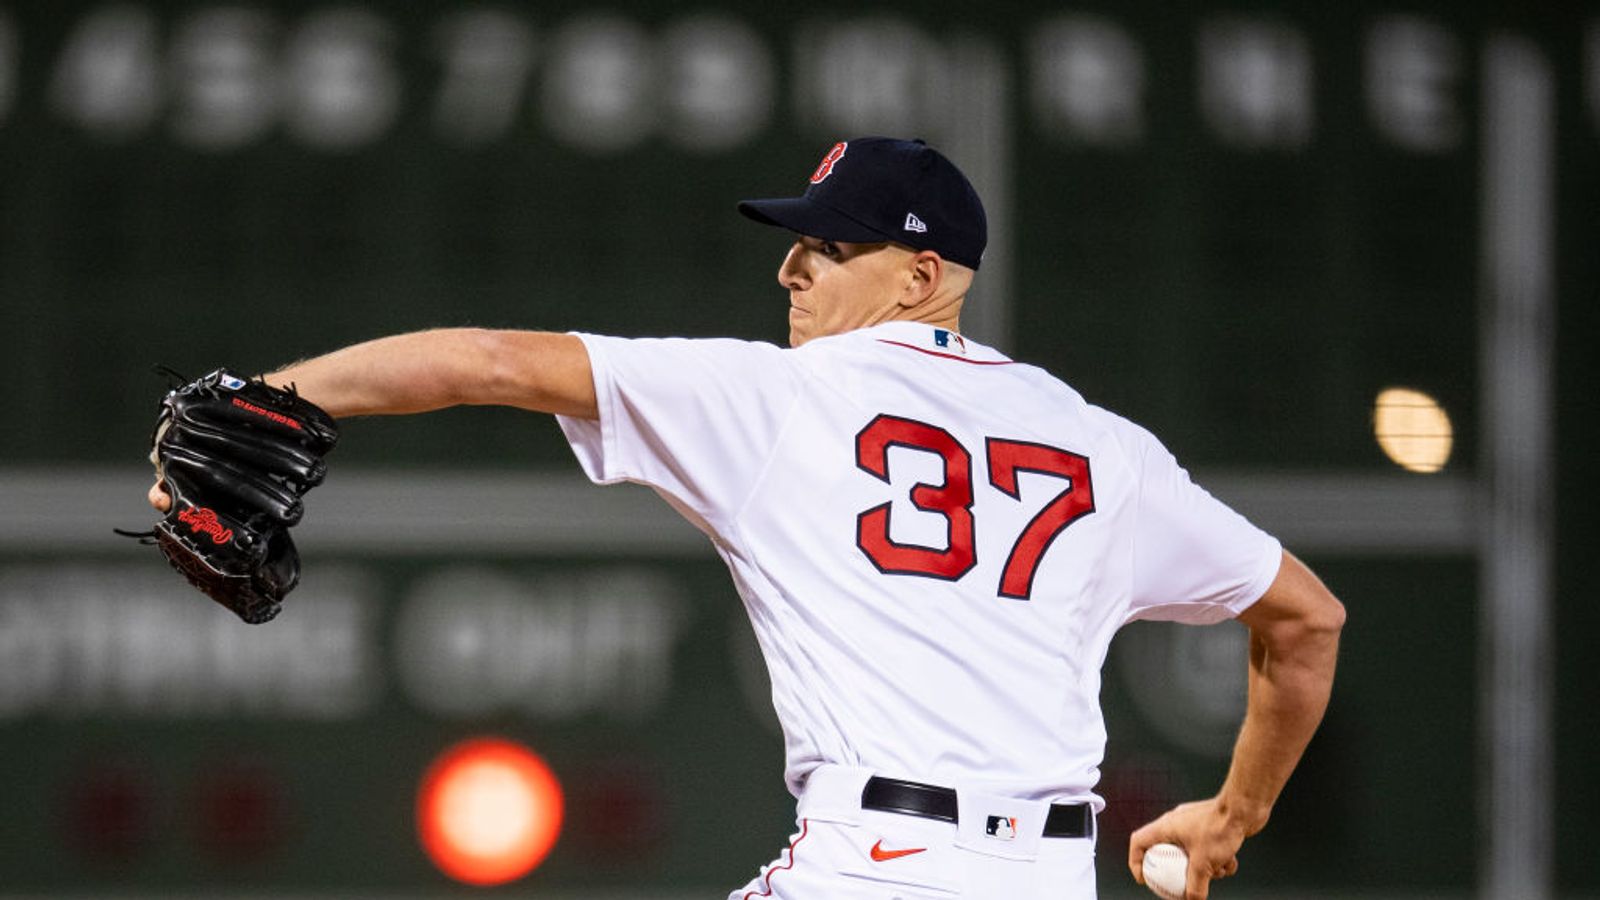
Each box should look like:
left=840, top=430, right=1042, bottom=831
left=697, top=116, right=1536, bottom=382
left=985, top=815, right=1018, bottom=841
left=933, top=330, right=967, bottom=353
left=219, top=374, right=247, bottom=391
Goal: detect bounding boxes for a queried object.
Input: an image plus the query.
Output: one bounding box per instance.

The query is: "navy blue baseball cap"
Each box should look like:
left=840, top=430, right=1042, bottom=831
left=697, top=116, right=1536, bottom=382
left=738, top=137, right=987, bottom=270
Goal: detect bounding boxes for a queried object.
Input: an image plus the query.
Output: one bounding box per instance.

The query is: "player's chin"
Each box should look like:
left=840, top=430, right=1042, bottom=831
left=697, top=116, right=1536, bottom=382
left=788, top=308, right=812, bottom=347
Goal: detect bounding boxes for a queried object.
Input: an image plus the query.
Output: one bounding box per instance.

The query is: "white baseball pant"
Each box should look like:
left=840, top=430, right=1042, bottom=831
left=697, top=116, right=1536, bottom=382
left=727, top=765, right=1098, bottom=900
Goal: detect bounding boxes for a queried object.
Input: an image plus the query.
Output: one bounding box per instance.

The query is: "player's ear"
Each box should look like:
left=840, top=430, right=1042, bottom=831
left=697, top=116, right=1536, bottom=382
left=901, top=250, right=943, bottom=308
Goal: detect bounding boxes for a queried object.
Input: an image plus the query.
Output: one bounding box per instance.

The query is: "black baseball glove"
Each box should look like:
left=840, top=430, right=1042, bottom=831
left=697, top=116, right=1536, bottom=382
left=122, top=369, right=338, bottom=623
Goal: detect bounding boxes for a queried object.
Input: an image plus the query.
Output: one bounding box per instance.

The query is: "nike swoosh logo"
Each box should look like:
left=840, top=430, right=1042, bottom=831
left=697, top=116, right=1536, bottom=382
left=870, top=840, right=927, bottom=862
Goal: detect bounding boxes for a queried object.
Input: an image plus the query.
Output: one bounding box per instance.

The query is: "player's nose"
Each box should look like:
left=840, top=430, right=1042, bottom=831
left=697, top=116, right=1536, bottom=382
left=777, top=241, right=810, bottom=291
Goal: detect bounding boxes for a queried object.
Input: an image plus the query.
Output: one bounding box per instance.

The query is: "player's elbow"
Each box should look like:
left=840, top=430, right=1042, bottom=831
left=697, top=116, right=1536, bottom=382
left=1319, top=593, right=1347, bottom=636
left=462, top=328, right=522, bottom=402
left=1242, top=587, right=1344, bottom=673
left=397, top=327, right=502, bottom=408
left=1277, top=591, right=1344, bottom=658
left=1301, top=590, right=1346, bottom=640
left=1281, top=598, right=1344, bottom=684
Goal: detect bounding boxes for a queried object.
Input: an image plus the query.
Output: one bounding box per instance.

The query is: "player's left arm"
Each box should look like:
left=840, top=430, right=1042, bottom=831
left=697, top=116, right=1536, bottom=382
left=263, top=328, right=597, bottom=420
left=1128, top=549, right=1345, bottom=899
left=147, top=328, right=596, bottom=513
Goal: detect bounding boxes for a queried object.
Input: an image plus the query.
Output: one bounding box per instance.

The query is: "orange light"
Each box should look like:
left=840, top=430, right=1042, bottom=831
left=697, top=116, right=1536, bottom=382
left=1373, top=387, right=1453, bottom=473
left=417, top=737, right=564, bottom=886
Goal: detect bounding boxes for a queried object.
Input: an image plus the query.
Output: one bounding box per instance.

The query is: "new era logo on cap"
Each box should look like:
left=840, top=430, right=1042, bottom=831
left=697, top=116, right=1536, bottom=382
left=737, top=136, right=988, bottom=270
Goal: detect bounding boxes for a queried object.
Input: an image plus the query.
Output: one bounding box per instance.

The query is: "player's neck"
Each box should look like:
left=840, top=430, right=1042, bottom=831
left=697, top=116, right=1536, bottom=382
left=900, top=302, right=962, bottom=335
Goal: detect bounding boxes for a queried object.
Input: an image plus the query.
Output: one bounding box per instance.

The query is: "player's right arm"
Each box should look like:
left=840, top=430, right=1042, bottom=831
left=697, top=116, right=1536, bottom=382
left=1128, top=550, right=1345, bottom=899
left=263, top=328, right=597, bottom=420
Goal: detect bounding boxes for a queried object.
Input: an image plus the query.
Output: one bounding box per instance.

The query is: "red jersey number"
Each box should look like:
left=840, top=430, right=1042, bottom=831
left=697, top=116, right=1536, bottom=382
left=854, top=415, right=977, bottom=581
left=854, top=414, right=1095, bottom=601
left=986, top=438, right=1096, bottom=599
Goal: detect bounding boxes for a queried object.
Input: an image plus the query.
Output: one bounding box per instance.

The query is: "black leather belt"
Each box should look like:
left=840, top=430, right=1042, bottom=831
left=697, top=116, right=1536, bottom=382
left=860, top=776, right=1094, bottom=838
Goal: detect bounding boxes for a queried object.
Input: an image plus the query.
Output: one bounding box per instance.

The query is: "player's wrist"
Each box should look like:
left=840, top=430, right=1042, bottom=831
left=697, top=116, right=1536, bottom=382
left=1212, top=792, right=1271, bottom=837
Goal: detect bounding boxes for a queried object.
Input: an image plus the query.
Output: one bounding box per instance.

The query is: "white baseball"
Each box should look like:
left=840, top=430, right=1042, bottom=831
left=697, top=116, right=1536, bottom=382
left=1141, top=842, right=1189, bottom=900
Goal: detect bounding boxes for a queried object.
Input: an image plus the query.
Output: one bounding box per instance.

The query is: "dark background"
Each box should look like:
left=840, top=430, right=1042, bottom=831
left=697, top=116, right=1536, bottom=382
left=0, top=1, right=1594, bottom=896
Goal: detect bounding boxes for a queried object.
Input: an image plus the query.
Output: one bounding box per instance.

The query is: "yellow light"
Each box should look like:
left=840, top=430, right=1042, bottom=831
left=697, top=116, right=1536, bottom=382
left=417, top=737, right=564, bottom=886
left=1373, top=387, right=1453, bottom=473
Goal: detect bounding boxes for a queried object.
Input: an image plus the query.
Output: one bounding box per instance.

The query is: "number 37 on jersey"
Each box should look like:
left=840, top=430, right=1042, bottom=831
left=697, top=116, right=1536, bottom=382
left=854, top=413, right=1096, bottom=602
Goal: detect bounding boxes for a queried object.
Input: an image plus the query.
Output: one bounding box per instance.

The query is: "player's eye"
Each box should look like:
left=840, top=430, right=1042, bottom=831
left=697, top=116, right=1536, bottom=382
left=819, top=241, right=841, bottom=258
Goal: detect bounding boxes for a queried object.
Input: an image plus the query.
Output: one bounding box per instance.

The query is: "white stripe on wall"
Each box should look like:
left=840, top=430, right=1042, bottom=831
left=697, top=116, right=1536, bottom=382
left=1478, top=35, right=1556, bottom=900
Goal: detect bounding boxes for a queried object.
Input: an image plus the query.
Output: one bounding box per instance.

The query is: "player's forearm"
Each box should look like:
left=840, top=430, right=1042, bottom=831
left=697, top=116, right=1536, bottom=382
left=264, top=329, right=494, bottom=417
left=1215, top=615, right=1341, bottom=834
left=265, top=328, right=597, bottom=419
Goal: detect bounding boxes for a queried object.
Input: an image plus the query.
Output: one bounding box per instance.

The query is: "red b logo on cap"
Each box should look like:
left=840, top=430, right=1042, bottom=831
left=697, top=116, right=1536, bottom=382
left=810, top=142, right=847, bottom=184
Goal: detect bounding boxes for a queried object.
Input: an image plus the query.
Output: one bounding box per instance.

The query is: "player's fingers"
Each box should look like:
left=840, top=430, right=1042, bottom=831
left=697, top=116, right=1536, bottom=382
left=1128, top=819, right=1166, bottom=852
left=1185, top=857, right=1212, bottom=900
left=1128, top=824, right=1159, bottom=881
left=148, top=480, right=171, bottom=513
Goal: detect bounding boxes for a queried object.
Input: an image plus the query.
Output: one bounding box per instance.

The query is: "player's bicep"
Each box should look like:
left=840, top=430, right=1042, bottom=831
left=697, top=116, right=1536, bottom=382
left=473, top=330, right=598, bottom=420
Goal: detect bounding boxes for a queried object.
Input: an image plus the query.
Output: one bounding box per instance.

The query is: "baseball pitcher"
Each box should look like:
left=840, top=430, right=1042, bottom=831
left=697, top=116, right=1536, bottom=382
left=139, top=137, right=1343, bottom=899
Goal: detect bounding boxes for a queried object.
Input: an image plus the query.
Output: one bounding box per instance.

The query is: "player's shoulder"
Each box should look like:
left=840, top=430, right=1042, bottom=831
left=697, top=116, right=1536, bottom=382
left=1079, top=403, right=1180, bottom=477
left=989, top=357, right=1167, bottom=462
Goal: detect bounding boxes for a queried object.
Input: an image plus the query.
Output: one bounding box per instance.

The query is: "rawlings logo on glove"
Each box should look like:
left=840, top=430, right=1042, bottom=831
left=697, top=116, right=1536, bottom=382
left=177, top=505, right=235, bottom=544
left=120, top=368, right=338, bottom=624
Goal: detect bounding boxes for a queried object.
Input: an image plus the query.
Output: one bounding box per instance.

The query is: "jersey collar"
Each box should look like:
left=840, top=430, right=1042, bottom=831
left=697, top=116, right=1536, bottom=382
left=862, top=322, right=1013, bottom=365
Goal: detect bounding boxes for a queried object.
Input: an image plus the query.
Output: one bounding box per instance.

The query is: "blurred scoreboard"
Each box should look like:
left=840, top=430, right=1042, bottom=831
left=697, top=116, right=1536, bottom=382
left=1, top=1, right=1596, bottom=896
left=11, top=0, right=1586, bottom=469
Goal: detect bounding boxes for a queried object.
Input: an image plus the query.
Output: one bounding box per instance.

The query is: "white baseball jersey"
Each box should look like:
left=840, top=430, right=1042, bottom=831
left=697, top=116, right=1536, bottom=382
left=558, top=321, right=1281, bottom=810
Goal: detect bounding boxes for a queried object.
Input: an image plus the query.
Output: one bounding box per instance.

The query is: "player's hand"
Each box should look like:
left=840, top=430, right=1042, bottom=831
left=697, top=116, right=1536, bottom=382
left=1128, top=797, right=1256, bottom=899
left=148, top=479, right=172, bottom=513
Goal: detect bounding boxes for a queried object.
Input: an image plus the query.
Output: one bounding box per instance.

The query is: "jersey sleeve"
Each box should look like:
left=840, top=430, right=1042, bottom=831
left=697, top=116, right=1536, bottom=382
left=1124, top=429, right=1283, bottom=625
left=555, top=333, right=801, bottom=531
